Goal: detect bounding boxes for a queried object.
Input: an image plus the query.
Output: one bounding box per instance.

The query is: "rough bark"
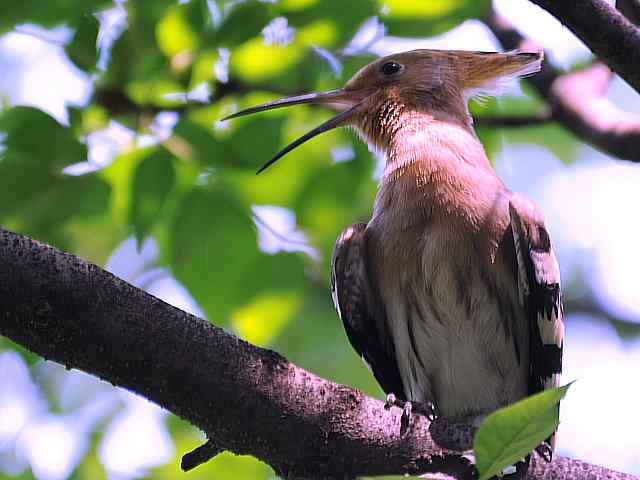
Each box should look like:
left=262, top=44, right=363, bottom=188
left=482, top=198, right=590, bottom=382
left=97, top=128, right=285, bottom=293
left=485, top=8, right=640, bottom=163
left=529, top=0, right=640, bottom=93
left=0, top=228, right=636, bottom=479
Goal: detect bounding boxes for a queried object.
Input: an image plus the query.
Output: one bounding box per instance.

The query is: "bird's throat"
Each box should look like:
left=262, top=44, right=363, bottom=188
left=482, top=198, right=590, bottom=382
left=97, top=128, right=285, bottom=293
left=372, top=115, right=501, bottom=231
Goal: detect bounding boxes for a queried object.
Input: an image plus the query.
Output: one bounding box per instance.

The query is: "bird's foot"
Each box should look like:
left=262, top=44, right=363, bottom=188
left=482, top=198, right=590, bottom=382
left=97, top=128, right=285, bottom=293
left=384, top=393, right=438, bottom=434
left=384, top=393, right=399, bottom=410
left=536, top=441, right=553, bottom=463
left=416, top=400, right=439, bottom=421
left=400, top=400, right=412, bottom=435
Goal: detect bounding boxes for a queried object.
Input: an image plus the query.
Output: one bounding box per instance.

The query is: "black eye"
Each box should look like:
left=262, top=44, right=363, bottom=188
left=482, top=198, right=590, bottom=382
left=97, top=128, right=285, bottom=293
left=381, top=61, right=402, bottom=75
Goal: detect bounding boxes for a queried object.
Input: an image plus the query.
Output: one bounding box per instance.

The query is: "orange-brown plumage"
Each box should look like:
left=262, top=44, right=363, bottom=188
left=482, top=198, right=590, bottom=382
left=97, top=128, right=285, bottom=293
left=224, top=48, right=564, bottom=470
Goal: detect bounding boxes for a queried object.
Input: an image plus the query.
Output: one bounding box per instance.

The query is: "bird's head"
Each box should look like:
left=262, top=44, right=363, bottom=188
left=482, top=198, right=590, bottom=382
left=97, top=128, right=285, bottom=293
left=223, top=49, right=542, bottom=173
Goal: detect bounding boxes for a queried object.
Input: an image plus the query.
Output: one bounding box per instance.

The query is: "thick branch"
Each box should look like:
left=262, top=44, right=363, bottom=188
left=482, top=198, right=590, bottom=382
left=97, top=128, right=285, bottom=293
left=0, top=228, right=636, bottom=479
left=486, top=9, right=640, bottom=163
left=529, top=0, right=640, bottom=93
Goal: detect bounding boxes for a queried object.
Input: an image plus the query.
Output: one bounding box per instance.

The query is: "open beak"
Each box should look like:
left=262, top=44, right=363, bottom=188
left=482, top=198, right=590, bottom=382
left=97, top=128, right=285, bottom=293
left=221, top=89, right=364, bottom=174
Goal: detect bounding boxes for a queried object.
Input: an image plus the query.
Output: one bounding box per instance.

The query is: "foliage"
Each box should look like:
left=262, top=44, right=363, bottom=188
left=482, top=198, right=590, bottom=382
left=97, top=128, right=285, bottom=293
left=0, top=1, right=623, bottom=479
left=474, top=384, right=571, bottom=480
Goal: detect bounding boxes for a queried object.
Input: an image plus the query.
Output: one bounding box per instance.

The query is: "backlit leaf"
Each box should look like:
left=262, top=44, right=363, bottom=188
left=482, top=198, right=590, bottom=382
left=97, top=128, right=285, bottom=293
left=474, top=384, right=572, bottom=480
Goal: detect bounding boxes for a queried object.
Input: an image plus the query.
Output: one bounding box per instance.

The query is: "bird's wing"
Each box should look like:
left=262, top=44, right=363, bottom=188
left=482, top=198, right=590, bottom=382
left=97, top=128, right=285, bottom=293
left=508, top=194, right=564, bottom=450
left=509, top=195, right=564, bottom=393
left=331, top=223, right=405, bottom=399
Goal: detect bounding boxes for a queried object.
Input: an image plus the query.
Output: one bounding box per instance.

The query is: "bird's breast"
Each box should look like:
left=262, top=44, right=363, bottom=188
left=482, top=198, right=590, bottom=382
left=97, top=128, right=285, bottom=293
left=367, top=219, right=529, bottom=420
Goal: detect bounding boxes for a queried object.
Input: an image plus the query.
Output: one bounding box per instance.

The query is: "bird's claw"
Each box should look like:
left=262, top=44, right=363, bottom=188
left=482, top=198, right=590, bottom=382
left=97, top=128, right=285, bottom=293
left=384, top=393, right=396, bottom=410
left=420, top=401, right=439, bottom=421
left=400, top=401, right=412, bottom=434
left=536, top=441, right=553, bottom=462
left=385, top=393, right=438, bottom=435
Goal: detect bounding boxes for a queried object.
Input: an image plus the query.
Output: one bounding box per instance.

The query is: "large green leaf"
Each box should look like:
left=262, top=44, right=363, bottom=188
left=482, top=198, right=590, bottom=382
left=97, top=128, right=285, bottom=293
left=168, top=186, right=307, bottom=326
left=156, top=1, right=205, bottom=60
left=283, top=0, right=376, bottom=46
left=104, top=0, right=175, bottom=87
left=0, top=106, right=86, bottom=170
left=380, top=0, right=490, bottom=37
left=0, top=106, right=110, bottom=246
left=474, top=384, right=571, bottom=480
left=0, top=0, right=112, bottom=33
left=173, top=113, right=286, bottom=170
left=0, top=166, right=111, bottom=247
left=207, top=1, right=274, bottom=48
left=130, top=147, right=176, bottom=246
left=65, top=14, right=101, bottom=72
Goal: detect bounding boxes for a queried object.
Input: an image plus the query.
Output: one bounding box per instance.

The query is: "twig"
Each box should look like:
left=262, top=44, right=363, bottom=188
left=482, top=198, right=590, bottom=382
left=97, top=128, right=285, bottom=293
left=474, top=109, right=553, bottom=128
left=181, top=439, right=222, bottom=472
left=528, top=0, right=640, bottom=93
left=485, top=8, right=640, bottom=162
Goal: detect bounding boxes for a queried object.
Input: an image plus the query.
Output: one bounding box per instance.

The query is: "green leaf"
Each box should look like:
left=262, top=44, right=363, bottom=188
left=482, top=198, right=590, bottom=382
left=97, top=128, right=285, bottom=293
left=230, top=38, right=305, bottom=83
left=474, top=384, right=572, bottom=480
left=0, top=0, right=112, bottom=33
left=380, top=0, right=490, bottom=37
left=156, top=1, right=204, bottom=59
left=65, top=14, right=100, bottom=71
left=208, top=1, right=273, bottom=47
left=130, top=147, right=176, bottom=246
left=173, top=111, right=286, bottom=169
left=0, top=107, right=111, bottom=247
left=0, top=106, right=86, bottom=170
left=105, top=0, right=176, bottom=86
left=283, top=0, right=376, bottom=46
left=0, top=168, right=111, bottom=247
left=169, top=186, right=306, bottom=327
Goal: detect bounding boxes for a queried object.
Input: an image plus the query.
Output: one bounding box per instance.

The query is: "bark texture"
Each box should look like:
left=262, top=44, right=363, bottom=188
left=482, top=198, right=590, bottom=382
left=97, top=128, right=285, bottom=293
left=484, top=7, right=640, bottom=163
left=0, top=228, right=636, bottom=479
left=530, top=0, right=640, bottom=93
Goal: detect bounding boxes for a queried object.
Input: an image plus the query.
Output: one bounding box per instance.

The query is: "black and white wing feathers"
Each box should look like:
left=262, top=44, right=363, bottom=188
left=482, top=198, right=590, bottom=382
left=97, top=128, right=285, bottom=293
left=331, top=223, right=405, bottom=399
left=509, top=194, right=564, bottom=451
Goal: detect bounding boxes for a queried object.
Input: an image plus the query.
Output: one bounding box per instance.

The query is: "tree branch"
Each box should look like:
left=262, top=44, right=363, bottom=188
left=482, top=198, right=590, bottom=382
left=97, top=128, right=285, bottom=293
left=528, top=0, right=640, bottom=93
left=0, top=227, right=636, bottom=479
left=485, top=8, right=640, bottom=163
left=474, top=110, right=553, bottom=128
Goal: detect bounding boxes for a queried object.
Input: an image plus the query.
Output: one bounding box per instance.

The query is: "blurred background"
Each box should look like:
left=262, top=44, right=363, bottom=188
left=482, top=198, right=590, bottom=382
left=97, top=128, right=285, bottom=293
left=1, top=0, right=639, bottom=478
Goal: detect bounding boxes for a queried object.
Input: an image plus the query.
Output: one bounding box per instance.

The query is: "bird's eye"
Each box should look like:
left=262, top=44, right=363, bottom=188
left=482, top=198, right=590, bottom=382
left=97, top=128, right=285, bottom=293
left=381, top=61, right=402, bottom=76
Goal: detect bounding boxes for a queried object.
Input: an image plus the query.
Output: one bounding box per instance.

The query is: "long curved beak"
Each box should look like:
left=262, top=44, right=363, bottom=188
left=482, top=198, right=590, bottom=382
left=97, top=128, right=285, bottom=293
left=221, top=89, right=363, bottom=174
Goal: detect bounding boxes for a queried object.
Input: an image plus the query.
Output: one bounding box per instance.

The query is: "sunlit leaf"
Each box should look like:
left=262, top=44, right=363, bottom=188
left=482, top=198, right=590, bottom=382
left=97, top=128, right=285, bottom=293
left=297, top=19, right=338, bottom=46
left=283, top=0, right=376, bottom=46
left=126, top=76, right=189, bottom=107
left=156, top=2, right=204, bottom=60
left=474, top=384, right=571, bottom=480
left=190, top=49, right=219, bottom=88
left=232, top=291, right=302, bottom=346
left=280, top=0, right=320, bottom=10
left=231, top=37, right=305, bottom=83
left=380, top=0, right=490, bottom=37
left=382, top=0, right=466, bottom=18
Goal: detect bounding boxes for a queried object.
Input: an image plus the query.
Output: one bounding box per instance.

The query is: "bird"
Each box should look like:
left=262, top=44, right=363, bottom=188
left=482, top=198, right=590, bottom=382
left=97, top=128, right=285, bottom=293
left=223, top=49, right=564, bottom=472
